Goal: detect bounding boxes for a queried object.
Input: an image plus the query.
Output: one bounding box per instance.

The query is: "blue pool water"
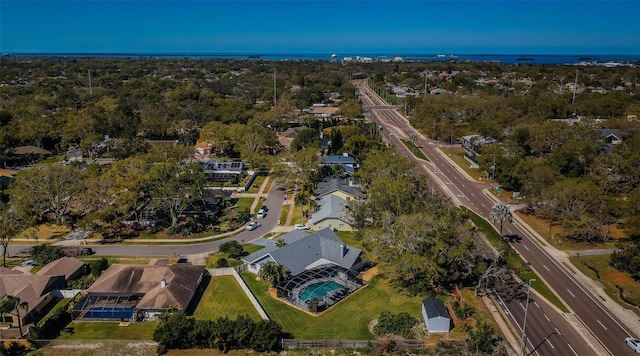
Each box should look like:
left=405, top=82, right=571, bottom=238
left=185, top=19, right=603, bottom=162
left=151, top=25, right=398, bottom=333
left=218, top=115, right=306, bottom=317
left=299, top=281, right=344, bottom=301
left=84, top=306, right=135, bottom=319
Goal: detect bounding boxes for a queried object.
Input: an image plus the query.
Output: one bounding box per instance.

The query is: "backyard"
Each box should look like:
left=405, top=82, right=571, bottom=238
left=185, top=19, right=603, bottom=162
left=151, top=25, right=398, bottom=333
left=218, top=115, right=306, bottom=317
left=193, top=275, right=262, bottom=321
left=243, top=272, right=427, bottom=339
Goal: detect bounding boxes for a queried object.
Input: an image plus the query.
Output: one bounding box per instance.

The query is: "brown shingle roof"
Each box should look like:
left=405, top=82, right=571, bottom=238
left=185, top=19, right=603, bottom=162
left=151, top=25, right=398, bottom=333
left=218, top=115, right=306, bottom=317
left=0, top=274, right=63, bottom=314
left=36, top=257, right=85, bottom=280
left=0, top=267, right=23, bottom=275
left=87, top=264, right=204, bottom=311
left=12, top=146, right=52, bottom=155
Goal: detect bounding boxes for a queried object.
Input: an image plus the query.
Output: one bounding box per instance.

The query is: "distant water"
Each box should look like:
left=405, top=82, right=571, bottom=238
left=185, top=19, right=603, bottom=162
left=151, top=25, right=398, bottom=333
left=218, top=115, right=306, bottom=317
left=4, top=52, right=639, bottom=64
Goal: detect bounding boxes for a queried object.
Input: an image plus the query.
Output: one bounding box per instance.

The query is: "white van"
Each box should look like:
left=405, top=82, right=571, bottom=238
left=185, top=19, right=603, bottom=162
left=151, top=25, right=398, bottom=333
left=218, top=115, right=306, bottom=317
left=257, top=209, right=266, bottom=219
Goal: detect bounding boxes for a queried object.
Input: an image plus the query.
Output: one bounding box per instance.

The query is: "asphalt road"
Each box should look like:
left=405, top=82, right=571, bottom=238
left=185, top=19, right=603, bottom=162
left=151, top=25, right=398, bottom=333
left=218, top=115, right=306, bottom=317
left=357, top=80, right=639, bottom=355
left=8, top=183, right=288, bottom=257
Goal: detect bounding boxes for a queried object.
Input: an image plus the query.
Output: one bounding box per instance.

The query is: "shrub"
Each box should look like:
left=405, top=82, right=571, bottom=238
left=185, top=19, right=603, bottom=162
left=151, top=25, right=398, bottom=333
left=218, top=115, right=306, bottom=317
left=216, top=258, right=229, bottom=268
left=373, top=311, right=419, bottom=339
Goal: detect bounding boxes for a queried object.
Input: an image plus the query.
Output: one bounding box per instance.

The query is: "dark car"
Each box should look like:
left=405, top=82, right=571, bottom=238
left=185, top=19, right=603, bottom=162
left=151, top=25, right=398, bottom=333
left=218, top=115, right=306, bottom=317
left=261, top=205, right=268, bottom=212
left=79, top=247, right=94, bottom=255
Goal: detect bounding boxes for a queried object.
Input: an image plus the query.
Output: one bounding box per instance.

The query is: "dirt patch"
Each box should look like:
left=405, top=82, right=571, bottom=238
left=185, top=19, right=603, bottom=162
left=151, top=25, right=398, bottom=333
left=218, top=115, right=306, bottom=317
left=602, top=269, right=635, bottom=287
left=362, top=266, right=379, bottom=282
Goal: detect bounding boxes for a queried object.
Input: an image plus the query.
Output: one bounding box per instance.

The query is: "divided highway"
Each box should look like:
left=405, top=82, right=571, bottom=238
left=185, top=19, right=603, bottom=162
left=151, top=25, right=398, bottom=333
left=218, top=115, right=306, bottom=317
left=358, top=80, right=639, bottom=355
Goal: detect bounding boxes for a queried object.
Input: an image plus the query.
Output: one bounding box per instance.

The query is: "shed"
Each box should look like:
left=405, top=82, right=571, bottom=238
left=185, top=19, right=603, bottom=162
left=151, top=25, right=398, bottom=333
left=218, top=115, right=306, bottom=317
left=422, top=298, right=452, bottom=333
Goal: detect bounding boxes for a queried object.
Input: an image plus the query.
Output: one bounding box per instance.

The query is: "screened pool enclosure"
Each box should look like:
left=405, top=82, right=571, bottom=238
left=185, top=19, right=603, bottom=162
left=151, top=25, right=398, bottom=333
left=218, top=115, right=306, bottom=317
left=276, top=264, right=366, bottom=313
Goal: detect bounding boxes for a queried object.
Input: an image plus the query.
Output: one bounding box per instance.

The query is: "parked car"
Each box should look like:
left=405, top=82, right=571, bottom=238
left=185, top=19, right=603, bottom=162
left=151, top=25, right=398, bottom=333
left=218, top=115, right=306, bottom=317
left=79, top=247, right=94, bottom=255
left=626, top=337, right=640, bottom=353
left=257, top=209, right=266, bottom=219
left=246, top=221, right=261, bottom=231
left=294, top=224, right=309, bottom=230
left=261, top=205, right=268, bottom=212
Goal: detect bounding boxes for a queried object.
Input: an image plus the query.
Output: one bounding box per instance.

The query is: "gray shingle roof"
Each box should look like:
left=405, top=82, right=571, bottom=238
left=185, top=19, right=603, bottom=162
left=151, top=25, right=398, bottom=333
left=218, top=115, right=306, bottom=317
left=311, top=195, right=352, bottom=225
left=242, top=228, right=361, bottom=276
left=316, top=176, right=361, bottom=198
left=422, top=298, right=450, bottom=319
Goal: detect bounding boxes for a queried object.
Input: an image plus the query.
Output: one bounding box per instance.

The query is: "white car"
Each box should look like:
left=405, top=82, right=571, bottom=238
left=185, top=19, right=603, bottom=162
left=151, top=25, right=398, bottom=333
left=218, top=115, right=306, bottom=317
left=246, top=221, right=260, bottom=231
left=294, top=224, right=309, bottom=230
left=626, top=337, right=640, bottom=353
left=257, top=209, right=266, bottom=219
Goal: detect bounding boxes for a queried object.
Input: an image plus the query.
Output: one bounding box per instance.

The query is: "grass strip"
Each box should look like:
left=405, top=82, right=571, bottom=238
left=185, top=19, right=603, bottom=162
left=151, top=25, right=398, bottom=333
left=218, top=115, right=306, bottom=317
left=465, top=207, right=569, bottom=312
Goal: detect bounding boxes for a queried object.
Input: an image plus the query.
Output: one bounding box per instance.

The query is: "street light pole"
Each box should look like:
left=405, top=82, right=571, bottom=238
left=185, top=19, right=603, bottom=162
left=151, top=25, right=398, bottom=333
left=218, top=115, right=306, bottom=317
left=520, top=279, right=536, bottom=356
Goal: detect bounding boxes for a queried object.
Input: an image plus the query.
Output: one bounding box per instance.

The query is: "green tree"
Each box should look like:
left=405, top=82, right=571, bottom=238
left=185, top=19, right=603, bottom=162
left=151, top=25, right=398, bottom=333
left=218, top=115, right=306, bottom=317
left=0, top=203, right=30, bottom=267
left=219, top=241, right=244, bottom=259
left=258, top=261, right=289, bottom=287
left=489, top=202, right=512, bottom=237
left=10, top=164, right=87, bottom=226
left=466, top=320, right=496, bottom=354
left=0, top=295, right=28, bottom=337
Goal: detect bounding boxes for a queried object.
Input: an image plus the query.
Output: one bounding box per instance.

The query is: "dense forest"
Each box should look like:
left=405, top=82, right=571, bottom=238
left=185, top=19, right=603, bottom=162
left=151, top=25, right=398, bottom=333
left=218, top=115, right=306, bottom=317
left=1, top=56, right=640, bottom=279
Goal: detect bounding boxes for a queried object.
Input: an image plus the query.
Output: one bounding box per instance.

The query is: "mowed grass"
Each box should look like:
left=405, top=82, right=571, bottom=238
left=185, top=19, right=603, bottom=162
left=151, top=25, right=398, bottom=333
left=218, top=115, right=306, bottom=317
left=442, top=146, right=481, bottom=181
left=235, top=197, right=254, bottom=213
left=401, top=139, right=429, bottom=161
left=55, top=321, right=158, bottom=340
left=571, top=254, right=640, bottom=317
left=194, top=275, right=262, bottom=321
left=241, top=273, right=423, bottom=339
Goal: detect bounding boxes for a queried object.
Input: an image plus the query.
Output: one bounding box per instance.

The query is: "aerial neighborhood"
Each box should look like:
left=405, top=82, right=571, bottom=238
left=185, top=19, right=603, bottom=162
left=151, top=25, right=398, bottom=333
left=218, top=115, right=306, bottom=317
left=0, top=55, right=639, bottom=356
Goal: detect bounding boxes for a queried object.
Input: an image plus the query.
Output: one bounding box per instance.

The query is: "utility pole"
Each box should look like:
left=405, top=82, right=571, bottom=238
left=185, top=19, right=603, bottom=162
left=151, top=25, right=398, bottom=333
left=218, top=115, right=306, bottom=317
left=520, top=279, right=536, bottom=356
left=88, top=70, right=93, bottom=96
left=571, top=70, right=578, bottom=104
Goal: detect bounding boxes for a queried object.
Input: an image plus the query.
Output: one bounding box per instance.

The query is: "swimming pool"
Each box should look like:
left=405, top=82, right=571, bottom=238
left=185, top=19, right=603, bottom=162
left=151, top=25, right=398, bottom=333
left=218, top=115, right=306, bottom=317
left=299, top=281, right=344, bottom=301
left=84, top=306, right=135, bottom=319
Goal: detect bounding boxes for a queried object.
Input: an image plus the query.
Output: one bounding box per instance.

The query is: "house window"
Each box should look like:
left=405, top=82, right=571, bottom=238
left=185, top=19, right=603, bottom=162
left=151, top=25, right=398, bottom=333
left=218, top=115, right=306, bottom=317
left=2, top=315, right=12, bottom=323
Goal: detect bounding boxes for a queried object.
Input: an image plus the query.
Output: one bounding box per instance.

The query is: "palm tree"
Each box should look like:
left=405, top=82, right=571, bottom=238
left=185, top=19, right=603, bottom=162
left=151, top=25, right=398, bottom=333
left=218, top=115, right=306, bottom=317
left=489, top=202, right=512, bottom=237
left=258, top=261, right=289, bottom=287
left=0, top=295, right=28, bottom=337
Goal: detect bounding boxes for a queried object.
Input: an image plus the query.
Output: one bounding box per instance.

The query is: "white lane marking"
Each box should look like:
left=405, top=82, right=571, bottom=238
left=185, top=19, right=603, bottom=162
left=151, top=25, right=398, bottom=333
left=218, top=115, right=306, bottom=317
left=523, top=245, right=530, bottom=251
left=547, top=339, right=554, bottom=349
left=543, top=264, right=550, bottom=271
left=567, top=343, right=578, bottom=356
left=596, top=319, right=608, bottom=330
left=534, top=301, right=540, bottom=308
left=555, top=327, right=561, bottom=335
left=544, top=314, right=550, bottom=322
left=567, top=289, right=575, bottom=298
left=519, top=302, right=525, bottom=311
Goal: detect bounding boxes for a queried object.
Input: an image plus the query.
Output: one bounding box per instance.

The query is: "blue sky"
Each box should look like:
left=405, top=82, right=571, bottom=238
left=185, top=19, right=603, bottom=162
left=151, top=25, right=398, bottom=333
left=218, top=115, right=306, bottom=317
left=1, top=1, right=638, bottom=55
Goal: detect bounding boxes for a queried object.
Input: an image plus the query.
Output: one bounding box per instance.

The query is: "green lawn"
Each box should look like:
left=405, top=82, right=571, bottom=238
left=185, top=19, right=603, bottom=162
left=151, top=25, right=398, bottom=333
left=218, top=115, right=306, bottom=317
left=206, top=244, right=264, bottom=268
left=571, top=254, right=640, bottom=316
left=235, top=197, right=254, bottom=213
left=241, top=273, right=423, bottom=339
left=56, top=321, right=158, bottom=340
left=278, top=205, right=289, bottom=225
left=442, top=146, right=482, bottom=180
left=193, top=275, right=262, bottom=321
left=401, top=139, right=429, bottom=161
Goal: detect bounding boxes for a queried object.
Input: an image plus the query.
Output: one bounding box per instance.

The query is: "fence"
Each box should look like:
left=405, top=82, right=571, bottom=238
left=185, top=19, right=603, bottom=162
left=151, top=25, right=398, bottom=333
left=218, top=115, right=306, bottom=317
left=206, top=265, right=268, bottom=320
left=281, top=339, right=425, bottom=350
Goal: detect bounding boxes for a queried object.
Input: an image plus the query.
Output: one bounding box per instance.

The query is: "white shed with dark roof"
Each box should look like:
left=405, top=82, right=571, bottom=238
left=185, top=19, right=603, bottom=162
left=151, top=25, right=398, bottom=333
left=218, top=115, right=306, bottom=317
left=422, top=298, right=452, bottom=333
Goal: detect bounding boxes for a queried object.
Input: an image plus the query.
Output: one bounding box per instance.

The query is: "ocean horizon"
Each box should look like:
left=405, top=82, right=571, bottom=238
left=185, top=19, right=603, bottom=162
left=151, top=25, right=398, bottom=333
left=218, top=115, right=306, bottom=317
left=3, top=52, right=639, bottom=65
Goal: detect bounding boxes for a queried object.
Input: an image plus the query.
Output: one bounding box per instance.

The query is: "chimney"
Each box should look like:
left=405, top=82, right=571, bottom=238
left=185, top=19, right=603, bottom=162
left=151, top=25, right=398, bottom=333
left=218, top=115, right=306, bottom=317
left=160, top=279, right=167, bottom=288
left=341, top=244, right=347, bottom=257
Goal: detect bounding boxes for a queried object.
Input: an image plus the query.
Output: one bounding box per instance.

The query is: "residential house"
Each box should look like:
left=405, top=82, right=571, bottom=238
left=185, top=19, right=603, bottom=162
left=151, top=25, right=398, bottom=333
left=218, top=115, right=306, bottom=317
left=461, top=134, right=496, bottom=160
left=0, top=168, right=16, bottom=186
left=278, top=126, right=308, bottom=148
left=65, top=149, right=83, bottom=161
left=242, top=228, right=363, bottom=276
left=194, top=141, right=214, bottom=159
left=312, top=105, right=340, bottom=118
left=74, top=260, right=204, bottom=321
left=322, top=153, right=356, bottom=174
left=201, top=159, right=245, bottom=183
left=0, top=270, right=64, bottom=328
left=421, top=298, right=452, bottom=333
left=316, top=176, right=361, bottom=202
left=310, top=195, right=354, bottom=231
left=36, top=256, right=86, bottom=282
